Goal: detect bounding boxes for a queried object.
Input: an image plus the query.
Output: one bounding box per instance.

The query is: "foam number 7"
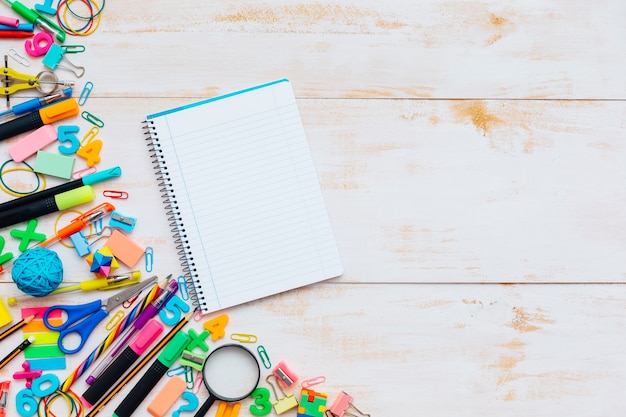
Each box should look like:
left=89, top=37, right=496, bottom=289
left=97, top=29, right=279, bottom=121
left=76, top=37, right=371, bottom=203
left=158, top=295, right=190, bottom=326
left=76, top=138, right=103, bottom=167
left=203, top=313, right=229, bottom=341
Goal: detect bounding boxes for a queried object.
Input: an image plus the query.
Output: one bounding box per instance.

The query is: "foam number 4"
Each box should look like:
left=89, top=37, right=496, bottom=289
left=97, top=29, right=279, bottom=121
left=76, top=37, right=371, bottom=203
left=58, top=125, right=80, bottom=155
left=249, top=387, right=272, bottom=416
left=158, top=295, right=190, bottom=326
left=16, top=389, right=38, bottom=417
left=24, top=31, right=53, bottom=57
left=203, top=313, right=229, bottom=341
left=76, top=139, right=103, bottom=167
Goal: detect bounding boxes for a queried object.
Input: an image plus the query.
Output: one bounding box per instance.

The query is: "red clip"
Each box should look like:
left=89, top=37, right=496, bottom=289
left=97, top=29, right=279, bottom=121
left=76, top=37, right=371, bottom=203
left=103, top=190, right=129, bottom=199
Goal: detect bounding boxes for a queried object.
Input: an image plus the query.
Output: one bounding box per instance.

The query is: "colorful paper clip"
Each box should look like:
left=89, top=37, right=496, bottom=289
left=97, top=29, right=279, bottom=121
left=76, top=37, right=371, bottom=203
left=72, top=166, right=97, bottom=179
left=230, top=333, right=258, bottom=343
left=302, top=376, right=326, bottom=388
left=8, top=49, right=30, bottom=66
left=177, top=276, right=188, bottom=300
left=81, top=110, right=104, bottom=127
left=78, top=81, right=93, bottom=105
left=257, top=345, right=272, bottom=369
left=103, top=190, right=128, bottom=199
left=145, top=246, right=154, bottom=272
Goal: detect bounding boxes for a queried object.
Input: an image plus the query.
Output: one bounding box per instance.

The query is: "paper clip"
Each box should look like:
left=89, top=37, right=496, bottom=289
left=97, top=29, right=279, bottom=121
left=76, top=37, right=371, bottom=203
left=62, top=45, right=86, bottom=53
left=145, top=246, right=154, bottom=272
left=177, top=276, right=188, bottom=300
left=8, top=48, right=30, bottom=66
left=257, top=345, right=272, bottom=369
left=192, top=370, right=203, bottom=394
left=72, top=166, right=97, bottom=179
left=230, top=333, right=258, bottom=343
left=193, top=309, right=208, bottom=322
left=105, top=310, right=125, bottom=330
left=122, top=291, right=140, bottom=309
left=302, top=376, right=326, bottom=388
left=82, top=126, right=99, bottom=144
left=103, top=190, right=128, bottom=199
left=185, top=366, right=194, bottom=389
left=78, top=81, right=93, bottom=105
left=82, top=110, right=104, bottom=128
left=167, top=366, right=186, bottom=377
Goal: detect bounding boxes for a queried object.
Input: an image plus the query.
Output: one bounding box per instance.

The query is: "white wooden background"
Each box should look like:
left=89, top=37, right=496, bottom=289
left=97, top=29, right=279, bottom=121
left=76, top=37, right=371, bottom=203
left=0, top=0, right=625, bottom=416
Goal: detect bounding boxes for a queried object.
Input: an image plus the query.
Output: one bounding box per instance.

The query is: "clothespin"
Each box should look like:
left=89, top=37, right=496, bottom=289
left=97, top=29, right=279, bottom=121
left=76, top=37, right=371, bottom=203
left=42, top=44, right=85, bottom=77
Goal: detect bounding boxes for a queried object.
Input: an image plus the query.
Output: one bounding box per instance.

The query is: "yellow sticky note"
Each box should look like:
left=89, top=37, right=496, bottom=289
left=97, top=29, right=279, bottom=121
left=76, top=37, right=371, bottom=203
left=0, top=297, right=12, bottom=328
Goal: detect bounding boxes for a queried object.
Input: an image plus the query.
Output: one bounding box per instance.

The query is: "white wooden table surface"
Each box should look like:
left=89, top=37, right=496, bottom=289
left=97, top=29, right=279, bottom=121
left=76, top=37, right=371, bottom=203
left=0, top=1, right=625, bottom=416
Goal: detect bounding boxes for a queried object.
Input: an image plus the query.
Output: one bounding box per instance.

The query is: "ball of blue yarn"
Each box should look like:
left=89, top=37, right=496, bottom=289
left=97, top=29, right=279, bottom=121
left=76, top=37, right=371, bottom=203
left=12, top=247, right=63, bottom=297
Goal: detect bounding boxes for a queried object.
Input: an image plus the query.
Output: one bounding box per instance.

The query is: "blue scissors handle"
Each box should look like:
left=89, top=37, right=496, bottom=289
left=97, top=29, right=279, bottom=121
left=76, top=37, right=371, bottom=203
left=43, top=300, right=107, bottom=354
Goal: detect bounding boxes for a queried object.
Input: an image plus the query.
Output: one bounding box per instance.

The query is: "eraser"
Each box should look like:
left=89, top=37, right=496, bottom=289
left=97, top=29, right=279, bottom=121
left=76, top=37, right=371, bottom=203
left=105, top=229, right=145, bottom=268
left=8, top=125, right=57, bottom=163
left=0, top=297, right=13, bottom=328
left=34, top=150, right=75, bottom=179
left=146, top=376, right=187, bottom=417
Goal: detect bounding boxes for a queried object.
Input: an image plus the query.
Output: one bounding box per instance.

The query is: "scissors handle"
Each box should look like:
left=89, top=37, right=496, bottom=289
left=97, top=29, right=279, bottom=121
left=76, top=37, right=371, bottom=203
left=44, top=300, right=107, bottom=354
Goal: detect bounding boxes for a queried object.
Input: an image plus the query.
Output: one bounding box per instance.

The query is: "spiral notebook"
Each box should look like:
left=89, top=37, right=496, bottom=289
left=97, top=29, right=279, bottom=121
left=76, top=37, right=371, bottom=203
left=144, top=79, right=343, bottom=313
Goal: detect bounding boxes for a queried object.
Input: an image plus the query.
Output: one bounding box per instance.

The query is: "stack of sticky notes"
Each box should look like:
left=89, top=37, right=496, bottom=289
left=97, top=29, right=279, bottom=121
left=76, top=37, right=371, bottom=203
left=21, top=307, right=66, bottom=370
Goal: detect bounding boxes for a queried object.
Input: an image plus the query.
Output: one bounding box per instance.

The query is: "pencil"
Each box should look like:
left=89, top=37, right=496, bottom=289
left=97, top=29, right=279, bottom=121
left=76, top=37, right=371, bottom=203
left=85, top=311, right=194, bottom=417
left=0, top=314, right=36, bottom=342
left=0, top=336, right=35, bottom=369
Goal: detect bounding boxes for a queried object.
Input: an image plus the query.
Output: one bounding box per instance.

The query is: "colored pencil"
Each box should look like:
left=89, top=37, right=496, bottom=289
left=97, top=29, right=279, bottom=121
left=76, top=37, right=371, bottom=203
left=0, top=336, right=34, bottom=369
left=0, top=314, right=36, bottom=342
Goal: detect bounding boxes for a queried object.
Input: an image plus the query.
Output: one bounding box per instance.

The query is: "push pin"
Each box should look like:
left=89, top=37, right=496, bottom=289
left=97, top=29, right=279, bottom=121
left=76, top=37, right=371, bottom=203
left=266, top=375, right=298, bottom=415
left=12, top=361, right=42, bottom=388
left=327, top=391, right=370, bottom=417
left=272, top=361, right=298, bottom=388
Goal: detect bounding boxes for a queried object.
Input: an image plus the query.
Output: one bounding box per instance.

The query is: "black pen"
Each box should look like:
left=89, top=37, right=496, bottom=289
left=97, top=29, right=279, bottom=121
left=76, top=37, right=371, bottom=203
left=112, top=330, right=191, bottom=417
left=0, top=336, right=34, bottom=369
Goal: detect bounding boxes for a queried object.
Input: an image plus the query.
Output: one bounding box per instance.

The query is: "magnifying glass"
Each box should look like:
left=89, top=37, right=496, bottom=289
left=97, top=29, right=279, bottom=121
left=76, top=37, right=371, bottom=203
left=193, top=343, right=261, bottom=417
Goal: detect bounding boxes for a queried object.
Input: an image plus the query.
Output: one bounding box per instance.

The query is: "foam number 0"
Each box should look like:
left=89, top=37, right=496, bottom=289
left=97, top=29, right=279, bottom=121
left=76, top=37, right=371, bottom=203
left=76, top=139, right=103, bottom=167
left=203, top=313, right=229, bottom=341
left=16, top=388, right=38, bottom=417
left=158, top=295, right=190, bottom=326
left=24, top=31, right=53, bottom=57
left=58, top=125, right=80, bottom=155
left=249, top=387, right=272, bottom=416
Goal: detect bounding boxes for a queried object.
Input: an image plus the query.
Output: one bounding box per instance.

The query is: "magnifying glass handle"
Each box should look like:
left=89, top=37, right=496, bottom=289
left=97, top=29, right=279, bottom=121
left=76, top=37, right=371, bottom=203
left=193, top=396, right=216, bottom=417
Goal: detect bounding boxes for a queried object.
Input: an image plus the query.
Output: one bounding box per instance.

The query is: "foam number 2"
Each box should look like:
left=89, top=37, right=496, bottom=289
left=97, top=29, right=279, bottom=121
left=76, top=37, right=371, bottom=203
left=158, top=295, right=190, bottom=326
left=76, top=139, right=103, bottom=167
left=250, top=387, right=272, bottom=416
left=203, top=313, right=229, bottom=341
left=58, top=125, right=80, bottom=155
left=16, top=389, right=38, bottom=417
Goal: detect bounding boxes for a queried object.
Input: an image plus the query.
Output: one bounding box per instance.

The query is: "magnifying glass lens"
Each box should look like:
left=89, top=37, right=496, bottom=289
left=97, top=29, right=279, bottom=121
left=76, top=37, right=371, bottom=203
left=203, top=345, right=260, bottom=400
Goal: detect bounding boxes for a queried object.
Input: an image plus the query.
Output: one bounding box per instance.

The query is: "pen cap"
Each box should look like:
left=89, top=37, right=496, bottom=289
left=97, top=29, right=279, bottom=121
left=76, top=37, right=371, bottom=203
left=54, top=185, right=95, bottom=210
left=130, top=319, right=164, bottom=355
left=9, top=2, right=39, bottom=22
left=39, top=99, right=79, bottom=124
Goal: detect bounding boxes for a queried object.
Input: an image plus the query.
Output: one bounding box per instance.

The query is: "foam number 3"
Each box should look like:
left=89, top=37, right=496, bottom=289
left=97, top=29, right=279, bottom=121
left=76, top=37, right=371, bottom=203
left=250, top=387, right=272, bottom=416
left=16, top=388, right=38, bottom=417
left=58, top=125, right=80, bottom=155
left=24, top=31, right=53, bottom=57
left=76, top=139, right=103, bottom=167
left=203, top=313, right=229, bottom=341
left=158, top=295, right=190, bottom=326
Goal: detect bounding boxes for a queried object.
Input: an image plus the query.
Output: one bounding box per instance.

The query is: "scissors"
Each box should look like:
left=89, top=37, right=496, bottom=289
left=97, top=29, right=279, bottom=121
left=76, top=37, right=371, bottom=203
left=43, top=276, right=158, bottom=354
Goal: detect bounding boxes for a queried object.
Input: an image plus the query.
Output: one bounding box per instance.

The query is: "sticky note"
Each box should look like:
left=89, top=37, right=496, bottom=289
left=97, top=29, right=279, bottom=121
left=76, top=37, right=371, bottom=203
left=147, top=376, right=187, bottom=417
left=24, top=332, right=59, bottom=345
left=34, top=150, right=75, bottom=179
left=105, top=229, right=145, bottom=268
left=0, top=297, right=12, bottom=328
left=27, top=357, right=66, bottom=371
left=8, top=125, right=57, bottom=162
left=24, top=344, right=64, bottom=358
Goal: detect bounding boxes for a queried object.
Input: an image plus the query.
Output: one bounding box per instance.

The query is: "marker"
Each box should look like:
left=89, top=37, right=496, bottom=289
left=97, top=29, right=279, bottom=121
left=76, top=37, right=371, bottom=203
left=85, top=312, right=194, bottom=417
left=0, top=185, right=95, bottom=229
left=0, top=29, right=31, bottom=37
left=0, top=87, right=72, bottom=118
left=0, top=166, right=121, bottom=215
left=1, top=0, right=65, bottom=42
left=0, top=98, right=79, bottom=141
left=0, top=313, right=36, bottom=342
left=112, top=330, right=191, bottom=417
left=85, top=277, right=178, bottom=384
left=81, top=320, right=164, bottom=407
left=0, top=336, right=34, bottom=370
left=38, top=202, right=114, bottom=247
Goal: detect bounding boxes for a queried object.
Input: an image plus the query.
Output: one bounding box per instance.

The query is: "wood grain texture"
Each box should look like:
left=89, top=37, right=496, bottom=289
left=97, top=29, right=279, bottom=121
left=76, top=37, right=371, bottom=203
left=0, top=0, right=623, bottom=415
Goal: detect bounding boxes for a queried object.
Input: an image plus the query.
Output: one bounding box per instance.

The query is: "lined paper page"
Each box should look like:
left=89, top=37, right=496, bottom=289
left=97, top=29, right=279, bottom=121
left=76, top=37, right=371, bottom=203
left=148, top=80, right=343, bottom=313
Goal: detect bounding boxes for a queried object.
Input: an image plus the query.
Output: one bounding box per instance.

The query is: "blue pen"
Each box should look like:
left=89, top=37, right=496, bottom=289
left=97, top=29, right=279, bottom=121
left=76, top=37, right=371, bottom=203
left=0, top=22, right=34, bottom=31
left=0, top=87, right=72, bottom=118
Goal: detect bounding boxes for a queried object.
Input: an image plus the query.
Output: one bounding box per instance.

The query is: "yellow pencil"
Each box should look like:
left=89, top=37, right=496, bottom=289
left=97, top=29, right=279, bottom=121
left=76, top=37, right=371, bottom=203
left=0, top=314, right=37, bottom=342
left=0, top=336, right=35, bottom=370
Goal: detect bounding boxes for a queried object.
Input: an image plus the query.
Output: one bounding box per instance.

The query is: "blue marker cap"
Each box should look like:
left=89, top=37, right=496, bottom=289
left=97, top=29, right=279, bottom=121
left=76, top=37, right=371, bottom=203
left=82, top=166, right=122, bottom=185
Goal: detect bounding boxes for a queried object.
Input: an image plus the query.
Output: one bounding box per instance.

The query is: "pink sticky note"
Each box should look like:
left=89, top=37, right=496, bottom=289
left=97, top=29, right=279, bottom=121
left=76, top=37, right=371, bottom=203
left=9, top=125, right=58, bottom=162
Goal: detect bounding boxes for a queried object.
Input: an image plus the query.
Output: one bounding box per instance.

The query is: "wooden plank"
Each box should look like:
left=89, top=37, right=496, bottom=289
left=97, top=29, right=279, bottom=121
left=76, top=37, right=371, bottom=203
left=71, top=0, right=626, bottom=99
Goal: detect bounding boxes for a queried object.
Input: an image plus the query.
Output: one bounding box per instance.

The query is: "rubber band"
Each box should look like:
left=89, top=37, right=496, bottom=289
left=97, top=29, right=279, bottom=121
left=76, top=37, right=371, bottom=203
left=38, top=389, right=83, bottom=417
left=67, top=0, right=105, bottom=19
left=57, top=0, right=94, bottom=34
left=0, top=160, right=46, bottom=197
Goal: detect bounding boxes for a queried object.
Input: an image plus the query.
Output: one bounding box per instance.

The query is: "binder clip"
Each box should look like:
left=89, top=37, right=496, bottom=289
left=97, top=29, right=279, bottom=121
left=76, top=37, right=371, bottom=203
left=297, top=387, right=327, bottom=417
left=272, top=360, right=298, bottom=388
left=326, top=391, right=370, bottom=417
left=69, top=231, right=90, bottom=256
left=266, top=375, right=298, bottom=415
left=42, top=44, right=85, bottom=78
left=108, top=211, right=137, bottom=233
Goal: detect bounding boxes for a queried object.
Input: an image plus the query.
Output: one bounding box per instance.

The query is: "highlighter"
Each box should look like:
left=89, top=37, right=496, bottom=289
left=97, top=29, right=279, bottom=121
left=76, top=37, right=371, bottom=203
left=112, top=331, right=191, bottom=417
left=0, top=98, right=79, bottom=141
left=0, top=185, right=95, bottom=229
left=81, top=319, right=164, bottom=407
